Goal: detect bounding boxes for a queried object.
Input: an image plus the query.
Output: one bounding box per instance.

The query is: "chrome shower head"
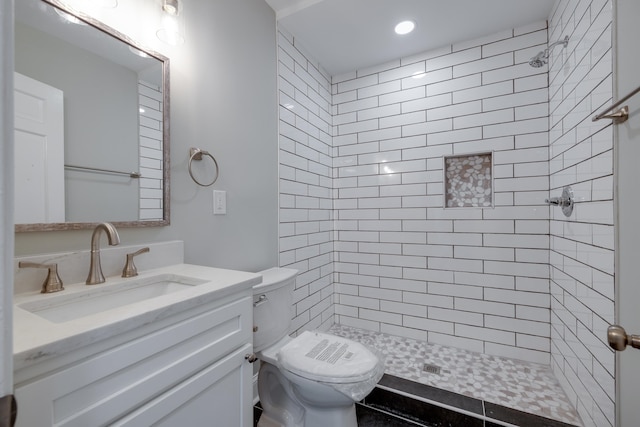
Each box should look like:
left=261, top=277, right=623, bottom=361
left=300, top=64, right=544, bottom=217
left=528, top=35, right=569, bottom=68
left=529, top=52, right=547, bottom=68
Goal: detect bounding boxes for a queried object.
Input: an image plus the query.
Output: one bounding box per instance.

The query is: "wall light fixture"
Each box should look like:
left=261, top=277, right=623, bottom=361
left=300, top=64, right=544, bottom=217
left=157, top=0, right=185, bottom=45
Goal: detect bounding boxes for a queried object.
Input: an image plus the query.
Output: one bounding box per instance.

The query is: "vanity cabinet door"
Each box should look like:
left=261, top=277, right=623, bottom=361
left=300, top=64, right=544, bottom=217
left=113, top=343, right=253, bottom=427
left=14, top=295, right=252, bottom=427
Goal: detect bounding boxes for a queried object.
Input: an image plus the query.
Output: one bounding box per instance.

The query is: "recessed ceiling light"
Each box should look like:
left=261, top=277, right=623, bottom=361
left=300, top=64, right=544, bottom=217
left=395, top=20, right=415, bottom=35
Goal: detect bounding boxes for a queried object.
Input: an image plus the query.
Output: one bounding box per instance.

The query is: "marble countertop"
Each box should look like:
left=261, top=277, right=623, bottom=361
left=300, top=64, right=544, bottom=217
left=13, top=263, right=261, bottom=370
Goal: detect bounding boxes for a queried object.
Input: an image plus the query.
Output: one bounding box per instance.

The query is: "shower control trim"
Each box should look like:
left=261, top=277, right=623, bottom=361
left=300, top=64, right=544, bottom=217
left=545, top=186, right=574, bottom=217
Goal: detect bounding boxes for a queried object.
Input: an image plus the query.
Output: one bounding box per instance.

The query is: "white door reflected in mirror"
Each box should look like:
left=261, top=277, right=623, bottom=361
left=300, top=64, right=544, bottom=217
left=14, top=72, right=65, bottom=224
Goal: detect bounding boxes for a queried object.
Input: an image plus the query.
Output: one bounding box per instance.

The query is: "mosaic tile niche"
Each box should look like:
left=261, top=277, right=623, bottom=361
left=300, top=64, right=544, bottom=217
left=444, top=153, right=492, bottom=208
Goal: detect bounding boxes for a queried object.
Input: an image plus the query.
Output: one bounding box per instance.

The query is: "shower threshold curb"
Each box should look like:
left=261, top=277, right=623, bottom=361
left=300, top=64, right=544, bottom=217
left=363, top=374, right=581, bottom=427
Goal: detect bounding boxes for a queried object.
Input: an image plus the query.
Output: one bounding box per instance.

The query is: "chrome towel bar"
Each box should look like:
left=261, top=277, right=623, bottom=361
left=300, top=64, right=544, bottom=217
left=64, top=164, right=141, bottom=178
left=592, top=84, right=640, bottom=124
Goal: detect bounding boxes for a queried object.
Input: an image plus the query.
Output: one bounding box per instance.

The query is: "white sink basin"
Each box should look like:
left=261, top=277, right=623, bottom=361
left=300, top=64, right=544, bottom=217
left=18, top=274, right=207, bottom=323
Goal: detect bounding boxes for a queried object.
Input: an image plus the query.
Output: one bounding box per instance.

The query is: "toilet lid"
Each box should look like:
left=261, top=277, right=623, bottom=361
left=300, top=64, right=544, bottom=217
left=277, top=331, right=379, bottom=384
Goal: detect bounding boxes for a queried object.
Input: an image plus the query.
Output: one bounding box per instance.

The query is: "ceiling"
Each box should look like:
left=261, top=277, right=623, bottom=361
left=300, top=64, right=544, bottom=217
left=264, top=0, right=557, bottom=76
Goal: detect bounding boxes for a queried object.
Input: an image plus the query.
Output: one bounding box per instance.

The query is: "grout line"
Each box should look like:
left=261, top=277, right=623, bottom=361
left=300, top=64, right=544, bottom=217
left=485, top=419, right=520, bottom=427
left=375, top=383, right=485, bottom=421
left=356, top=402, right=428, bottom=426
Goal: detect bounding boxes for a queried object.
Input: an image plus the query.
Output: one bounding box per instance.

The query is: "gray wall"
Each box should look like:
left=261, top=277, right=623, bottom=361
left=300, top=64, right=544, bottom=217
left=15, top=22, right=139, bottom=222
left=14, top=0, right=279, bottom=274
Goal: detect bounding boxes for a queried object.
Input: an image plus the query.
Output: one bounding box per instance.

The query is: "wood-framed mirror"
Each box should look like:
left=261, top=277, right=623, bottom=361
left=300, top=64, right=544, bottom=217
left=14, top=0, right=170, bottom=232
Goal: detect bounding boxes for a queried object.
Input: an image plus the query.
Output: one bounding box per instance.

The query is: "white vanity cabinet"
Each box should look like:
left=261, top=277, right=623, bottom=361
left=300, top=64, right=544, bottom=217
left=14, top=290, right=254, bottom=427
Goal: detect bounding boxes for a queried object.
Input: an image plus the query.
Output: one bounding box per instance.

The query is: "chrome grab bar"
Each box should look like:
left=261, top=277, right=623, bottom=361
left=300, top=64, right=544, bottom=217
left=592, top=84, right=640, bottom=124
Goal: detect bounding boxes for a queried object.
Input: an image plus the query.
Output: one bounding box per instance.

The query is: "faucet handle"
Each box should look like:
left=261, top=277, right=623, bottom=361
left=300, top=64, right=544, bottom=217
left=122, top=247, right=150, bottom=278
left=18, top=261, right=64, bottom=293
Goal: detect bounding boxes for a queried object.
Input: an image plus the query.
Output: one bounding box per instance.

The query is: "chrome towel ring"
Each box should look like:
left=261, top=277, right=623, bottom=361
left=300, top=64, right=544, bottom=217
left=188, top=147, right=219, bottom=187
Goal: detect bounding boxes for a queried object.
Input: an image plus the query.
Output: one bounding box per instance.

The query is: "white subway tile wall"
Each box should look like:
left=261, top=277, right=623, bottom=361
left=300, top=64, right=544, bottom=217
left=277, top=1, right=614, bottom=424
left=278, top=29, right=335, bottom=334
left=332, top=22, right=551, bottom=365
left=279, top=22, right=551, bottom=356
left=138, top=80, right=163, bottom=220
left=548, top=0, right=614, bottom=426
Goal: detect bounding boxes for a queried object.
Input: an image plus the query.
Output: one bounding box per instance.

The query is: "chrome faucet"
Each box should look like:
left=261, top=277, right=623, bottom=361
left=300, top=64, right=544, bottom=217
left=86, top=222, right=121, bottom=285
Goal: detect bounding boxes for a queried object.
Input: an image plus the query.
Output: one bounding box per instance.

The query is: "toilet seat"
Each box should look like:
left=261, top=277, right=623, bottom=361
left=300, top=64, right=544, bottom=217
left=277, top=331, right=380, bottom=384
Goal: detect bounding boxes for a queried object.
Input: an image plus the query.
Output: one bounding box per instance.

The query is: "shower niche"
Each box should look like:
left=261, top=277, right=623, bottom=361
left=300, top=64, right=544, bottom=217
left=444, top=152, right=493, bottom=208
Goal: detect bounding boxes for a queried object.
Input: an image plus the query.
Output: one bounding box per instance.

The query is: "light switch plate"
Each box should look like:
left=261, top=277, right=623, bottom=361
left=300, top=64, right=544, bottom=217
left=213, top=190, right=226, bottom=214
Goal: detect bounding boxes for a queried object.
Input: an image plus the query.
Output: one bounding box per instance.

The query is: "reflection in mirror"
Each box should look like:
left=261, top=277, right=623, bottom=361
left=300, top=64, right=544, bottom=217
left=14, top=0, right=170, bottom=232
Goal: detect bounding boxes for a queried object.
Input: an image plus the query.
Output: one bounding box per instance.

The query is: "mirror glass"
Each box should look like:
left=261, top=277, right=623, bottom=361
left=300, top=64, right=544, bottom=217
left=14, top=0, right=169, bottom=232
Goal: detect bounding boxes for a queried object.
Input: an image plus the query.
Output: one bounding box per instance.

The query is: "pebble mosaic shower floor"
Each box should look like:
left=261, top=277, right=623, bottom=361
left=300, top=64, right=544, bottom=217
left=329, top=324, right=582, bottom=426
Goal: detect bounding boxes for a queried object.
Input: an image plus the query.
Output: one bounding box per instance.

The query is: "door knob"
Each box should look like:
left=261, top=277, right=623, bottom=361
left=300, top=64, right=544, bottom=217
left=608, top=325, right=640, bottom=351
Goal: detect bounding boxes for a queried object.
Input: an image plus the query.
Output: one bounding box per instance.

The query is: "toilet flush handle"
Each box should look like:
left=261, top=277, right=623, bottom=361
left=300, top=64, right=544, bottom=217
left=253, top=294, right=268, bottom=307
left=245, top=354, right=258, bottom=363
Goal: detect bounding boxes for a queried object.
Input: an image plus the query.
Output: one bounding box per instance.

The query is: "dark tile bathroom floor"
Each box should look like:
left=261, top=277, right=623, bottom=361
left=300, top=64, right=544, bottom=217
left=254, top=374, right=579, bottom=427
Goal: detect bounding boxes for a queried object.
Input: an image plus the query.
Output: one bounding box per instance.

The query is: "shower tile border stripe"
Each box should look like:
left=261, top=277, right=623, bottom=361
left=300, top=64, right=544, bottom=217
left=366, top=375, right=580, bottom=427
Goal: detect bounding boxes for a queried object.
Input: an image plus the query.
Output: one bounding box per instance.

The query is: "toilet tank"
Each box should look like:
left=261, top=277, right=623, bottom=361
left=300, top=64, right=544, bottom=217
left=253, top=268, right=298, bottom=352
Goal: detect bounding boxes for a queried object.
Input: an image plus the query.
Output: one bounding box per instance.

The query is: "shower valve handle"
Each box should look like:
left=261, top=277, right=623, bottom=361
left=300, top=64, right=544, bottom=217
left=545, top=196, right=569, bottom=206
left=546, top=186, right=574, bottom=217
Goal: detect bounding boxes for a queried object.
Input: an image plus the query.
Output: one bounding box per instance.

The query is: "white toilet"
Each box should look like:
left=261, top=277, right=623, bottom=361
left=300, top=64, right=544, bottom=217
left=253, top=268, right=384, bottom=427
